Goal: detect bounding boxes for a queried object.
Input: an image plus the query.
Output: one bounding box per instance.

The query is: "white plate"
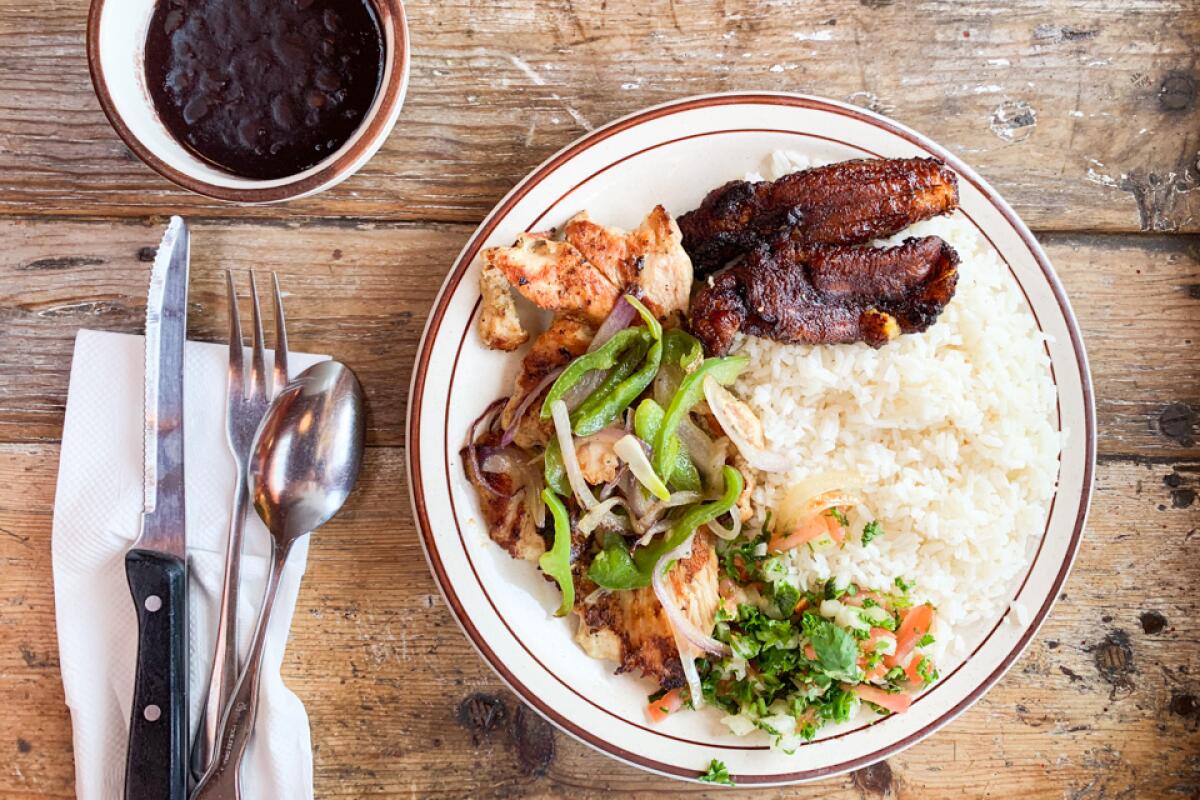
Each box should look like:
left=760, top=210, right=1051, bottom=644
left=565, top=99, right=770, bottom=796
left=407, top=92, right=1096, bottom=784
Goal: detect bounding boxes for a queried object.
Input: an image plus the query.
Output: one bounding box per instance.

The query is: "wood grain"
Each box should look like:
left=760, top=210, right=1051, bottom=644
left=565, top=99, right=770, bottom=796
left=2, top=220, right=1198, bottom=456
left=0, top=0, right=1197, bottom=230
left=3, top=0, right=1199, bottom=795
left=2, top=443, right=1196, bottom=798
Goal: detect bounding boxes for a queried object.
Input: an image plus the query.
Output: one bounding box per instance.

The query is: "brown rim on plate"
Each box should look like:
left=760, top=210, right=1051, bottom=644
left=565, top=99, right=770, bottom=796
left=407, top=92, right=1097, bottom=783
left=86, top=0, right=409, bottom=204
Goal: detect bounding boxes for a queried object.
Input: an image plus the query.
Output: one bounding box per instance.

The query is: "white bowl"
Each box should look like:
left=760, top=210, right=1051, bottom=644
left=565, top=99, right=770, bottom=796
left=87, top=0, right=410, bottom=204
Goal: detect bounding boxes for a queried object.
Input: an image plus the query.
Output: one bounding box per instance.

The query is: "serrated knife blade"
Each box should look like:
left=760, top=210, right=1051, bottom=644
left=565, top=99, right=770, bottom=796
left=124, top=215, right=189, bottom=800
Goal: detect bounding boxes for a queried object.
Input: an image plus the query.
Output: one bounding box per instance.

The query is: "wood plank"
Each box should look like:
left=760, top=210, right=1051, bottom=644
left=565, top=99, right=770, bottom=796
left=1, top=219, right=1197, bottom=456
left=2, top=443, right=1196, bottom=797
left=0, top=0, right=1197, bottom=230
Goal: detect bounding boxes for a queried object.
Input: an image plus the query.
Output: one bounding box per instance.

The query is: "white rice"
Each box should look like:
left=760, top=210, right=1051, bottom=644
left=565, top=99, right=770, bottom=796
left=732, top=151, right=1060, bottom=666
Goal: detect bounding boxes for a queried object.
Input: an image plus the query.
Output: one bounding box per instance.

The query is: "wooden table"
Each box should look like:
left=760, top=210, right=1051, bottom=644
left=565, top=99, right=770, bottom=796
left=2, top=1, right=1198, bottom=797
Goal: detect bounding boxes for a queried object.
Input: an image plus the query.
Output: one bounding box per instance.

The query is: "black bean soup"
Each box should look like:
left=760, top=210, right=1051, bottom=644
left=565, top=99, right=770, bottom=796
left=144, top=0, right=384, bottom=180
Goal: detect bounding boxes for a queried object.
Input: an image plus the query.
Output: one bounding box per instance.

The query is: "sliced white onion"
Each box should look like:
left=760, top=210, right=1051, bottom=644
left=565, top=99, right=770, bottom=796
left=550, top=399, right=598, bottom=510
left=578, top=497, right=624, bottom=535
left=673, top=628, right=705, bottom=710
left=653, top=364, right=682, bottom=407
left=706, top=509, right=743, bottom=541
left=636, top=518, right=673, bottom=547
left=652, top=532, right=731, bottom=658
left=635, top=490, right=704, bottom=530
left=614, top=434, right=670, bottom=502
left=676, top=416, right=728, bottom=492
left=702, top=375, right=792, bottom=473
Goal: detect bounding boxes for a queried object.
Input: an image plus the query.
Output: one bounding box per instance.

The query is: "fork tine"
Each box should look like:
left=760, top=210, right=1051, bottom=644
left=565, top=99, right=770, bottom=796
left=248, top=270, right=267, bottom=402
left=271, top=272, right=289, bottom=397
left=226, top=270, right=244, bottom=396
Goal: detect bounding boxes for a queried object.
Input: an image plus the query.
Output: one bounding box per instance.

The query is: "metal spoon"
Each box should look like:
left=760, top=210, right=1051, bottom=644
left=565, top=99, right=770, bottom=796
left=192, top=361, right=365, bottom=800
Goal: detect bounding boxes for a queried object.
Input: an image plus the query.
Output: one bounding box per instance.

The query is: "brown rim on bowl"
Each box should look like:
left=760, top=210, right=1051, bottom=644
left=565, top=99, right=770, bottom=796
left=406, top=92, right=1097, bottom=784
left=86, top=0, right=409, bottom=203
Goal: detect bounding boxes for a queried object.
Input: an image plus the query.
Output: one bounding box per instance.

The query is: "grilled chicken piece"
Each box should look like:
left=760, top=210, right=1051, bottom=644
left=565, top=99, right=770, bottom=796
left=485, top=234, right=620, bottom=325
left=690, top=235, right=960, bottom=355
left=575, top=532, right=720, bottom=689
left=478, top=262, right=530, bottom=351
left=563, top=206, right=693, bottom=320
left=679, top=157, right=960, bottom=274
left=461, top=434, right=545, bottom=562
left=479, top=206, right=694, bottom=337
left=500, top=317, right=595, bottom=450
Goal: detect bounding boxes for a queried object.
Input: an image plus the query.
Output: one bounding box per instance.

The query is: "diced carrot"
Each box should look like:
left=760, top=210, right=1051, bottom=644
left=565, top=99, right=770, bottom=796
left=769, top=512, right=831, bottom=552
left=854, top=684, right=912, bottom=714
left=794, top=597, right=809, bottom=614
left=885, top=603, right=935, bottom=668
left=803, top=643, right=817, bottom=660
left=646, top=688, right=684, bottom=723
left=826, top=512, right=846, bottom=545
left=857, top=655, right=887, bottom=683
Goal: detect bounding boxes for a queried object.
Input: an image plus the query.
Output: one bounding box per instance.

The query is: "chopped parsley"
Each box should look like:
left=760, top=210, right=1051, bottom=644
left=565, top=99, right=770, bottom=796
left=703, top=535, right=938, bottom=751
left=861, top=520, right=883, bottom=545
left=699, top=758, right=734, bottom=786
left=917, top=633, right=936, bottom=648
left=827, top=507, right=850, bottom=527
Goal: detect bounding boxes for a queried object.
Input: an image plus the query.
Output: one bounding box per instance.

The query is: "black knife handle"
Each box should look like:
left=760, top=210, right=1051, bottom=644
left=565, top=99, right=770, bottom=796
left=124, top=549, right=188, bottom=800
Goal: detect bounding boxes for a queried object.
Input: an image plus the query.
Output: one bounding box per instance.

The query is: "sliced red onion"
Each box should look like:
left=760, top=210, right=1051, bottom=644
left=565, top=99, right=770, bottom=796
left=599, top=463, right=627, bottom=500
left=562, top=368, right=609, bottom=412
left=702, top=375, right=792, bottom=473
left=466, top=398, right=511, bottom=496
left=619, top=470, right=653, bottom=519
left=500, top=367, right=564, bottom=447
left=588, top=294, right=638, bottom=352
left=651, top=533, right=731, bottom=658
left=550, top=399, right=598, bottom=510
left=579, top=426, right=626, bottom=448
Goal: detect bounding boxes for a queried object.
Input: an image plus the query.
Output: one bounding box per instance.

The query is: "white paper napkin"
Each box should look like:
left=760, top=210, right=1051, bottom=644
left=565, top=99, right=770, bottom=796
left=52, top=329, right=327, bottom=800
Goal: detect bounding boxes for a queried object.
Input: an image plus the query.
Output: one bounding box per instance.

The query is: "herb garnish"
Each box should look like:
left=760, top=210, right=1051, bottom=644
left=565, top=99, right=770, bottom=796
left=699, top=758, right=735, bottom=785
left=861, top=519, right=883, bottom=545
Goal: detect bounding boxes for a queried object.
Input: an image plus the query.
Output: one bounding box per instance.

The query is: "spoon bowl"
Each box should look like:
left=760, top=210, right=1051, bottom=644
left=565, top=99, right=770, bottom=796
left=249, top=360, right=365, bottom=543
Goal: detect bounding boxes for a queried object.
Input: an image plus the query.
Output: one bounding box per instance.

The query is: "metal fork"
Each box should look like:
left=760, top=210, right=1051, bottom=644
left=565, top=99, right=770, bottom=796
left=191, top=271, right=289, bottom=782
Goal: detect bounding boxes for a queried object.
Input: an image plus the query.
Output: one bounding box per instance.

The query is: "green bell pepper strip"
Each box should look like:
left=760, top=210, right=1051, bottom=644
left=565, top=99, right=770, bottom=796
left=539, top=328, right=649, bottom=419
left=543, top=439, right=569, bottom=497
left=663, top=328, right=703, bottom=371
left=653, top=355, right=749, bottom=480
left=587, top=532, right=645, bottom=590
left=625, top=466, right=744, bottom=586
left=624, top=295, right=662, bottom=341
left=633, top=398, right=700, bottom=492
left=538, top=489, right=575, bottom=616
left=572, top=337, right=663, bottom=436
left=569, top=338, right=649, bottom=433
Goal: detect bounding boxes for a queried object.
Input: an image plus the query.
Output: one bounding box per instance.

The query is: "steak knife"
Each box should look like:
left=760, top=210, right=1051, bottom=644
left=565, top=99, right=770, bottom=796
left=125, top=216, right=190, bottom=800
